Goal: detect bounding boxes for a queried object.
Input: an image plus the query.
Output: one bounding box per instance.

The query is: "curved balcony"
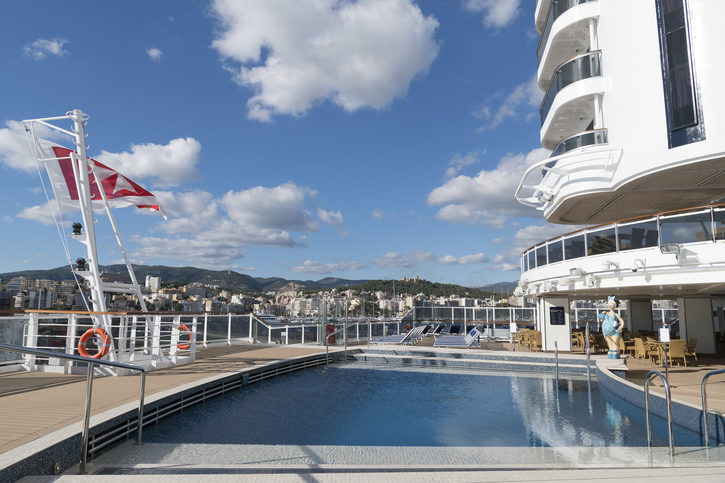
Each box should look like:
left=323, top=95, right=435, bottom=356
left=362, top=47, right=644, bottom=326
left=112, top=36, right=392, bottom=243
left=540, top=51, right=601, bottom=125
left=541, top=128, right=608, bottom=174
left=518, top=206, right=725, bottom=297
left=537, top=0, right=600, bottom=90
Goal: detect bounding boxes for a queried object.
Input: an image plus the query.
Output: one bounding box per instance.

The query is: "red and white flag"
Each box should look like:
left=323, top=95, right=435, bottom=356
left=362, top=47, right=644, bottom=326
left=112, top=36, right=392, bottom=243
left=36, top=141, right=166, bottom=218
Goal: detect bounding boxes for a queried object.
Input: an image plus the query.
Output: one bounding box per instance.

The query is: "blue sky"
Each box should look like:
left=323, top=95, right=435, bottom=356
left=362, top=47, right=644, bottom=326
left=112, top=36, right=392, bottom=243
left=0, top=0, right=565, bottom=286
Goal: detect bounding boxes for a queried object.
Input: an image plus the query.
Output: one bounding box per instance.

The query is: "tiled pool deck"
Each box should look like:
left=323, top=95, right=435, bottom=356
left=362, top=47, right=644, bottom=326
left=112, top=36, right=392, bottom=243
left=2, top=342, right=725, bottom=480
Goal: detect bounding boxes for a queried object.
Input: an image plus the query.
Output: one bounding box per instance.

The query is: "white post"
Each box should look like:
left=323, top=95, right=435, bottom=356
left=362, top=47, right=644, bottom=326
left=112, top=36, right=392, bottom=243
left=249, top=314, right=253, bottom=343
left=268, top=326, right=272, bottom=344
left=302, top=325, right=305, bottom=344
left=190, top=316, right=197, bottom=363
left=170, top=316, right=180, bottom=362
left=227, top=313, right=232, bottom=346
left=285, top=327, right=289, bottom=345
left=151, top=315, right=162, bottom=359
left=203, top=313, right=208, bottom=348
left=66, top=314, right=78, bottom=373
left=25, top=313, right=39, bottom=370
left=129, top=315, right=137, bottom=354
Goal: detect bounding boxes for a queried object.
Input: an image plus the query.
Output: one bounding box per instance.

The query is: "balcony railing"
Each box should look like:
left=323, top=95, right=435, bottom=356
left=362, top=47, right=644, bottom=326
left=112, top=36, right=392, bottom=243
left=540, top=50, right=601, bottom=124
left=521, top=205, right=725, bottom=273
left=542, top=128, right=608, bottom=174
left=537, top=0, right=598, bottom=63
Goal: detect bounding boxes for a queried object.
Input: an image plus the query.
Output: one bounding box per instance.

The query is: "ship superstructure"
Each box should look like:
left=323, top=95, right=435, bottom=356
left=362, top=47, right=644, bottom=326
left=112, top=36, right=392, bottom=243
left=515, top=0, right=725, bottom=354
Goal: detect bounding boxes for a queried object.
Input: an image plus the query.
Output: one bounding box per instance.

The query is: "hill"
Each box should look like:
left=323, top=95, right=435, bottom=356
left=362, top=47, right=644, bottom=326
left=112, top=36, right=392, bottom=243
left=0, top=265, right=367, bottom=294
left=331, top=279, right=496, bottom=299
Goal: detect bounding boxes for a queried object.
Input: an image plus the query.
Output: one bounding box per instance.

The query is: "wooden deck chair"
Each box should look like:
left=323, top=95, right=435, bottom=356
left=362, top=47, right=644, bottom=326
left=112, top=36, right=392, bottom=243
left=667, top=339, right=687, bottom=367
left=686, top=338, right=698, bottom=364
left=646, top=344, right=664, bottom=365
left=634, top=337, right=647, bottom=359
left=530, top=330, right=542, bottom=351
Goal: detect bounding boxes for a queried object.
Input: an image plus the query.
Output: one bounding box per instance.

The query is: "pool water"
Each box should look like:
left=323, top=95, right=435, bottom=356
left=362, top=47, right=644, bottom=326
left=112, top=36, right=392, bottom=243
left=138, top=364, right=699, bottom=447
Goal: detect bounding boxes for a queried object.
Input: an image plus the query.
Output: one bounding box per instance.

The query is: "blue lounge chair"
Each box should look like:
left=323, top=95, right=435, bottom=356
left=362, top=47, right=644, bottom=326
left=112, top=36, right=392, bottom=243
left=434, top=328, right=480, bottom=348
left=372, top=325, right=425, bottom=345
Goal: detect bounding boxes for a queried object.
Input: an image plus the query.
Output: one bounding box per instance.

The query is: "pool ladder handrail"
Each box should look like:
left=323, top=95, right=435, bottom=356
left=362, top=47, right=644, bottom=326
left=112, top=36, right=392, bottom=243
left=644, top=370, right=675, bottom=461
left=701, top=367, right=725, bottom=447
left=0, top=342, right=146, bottom=474
left=325, top=322, right=356, bottom=367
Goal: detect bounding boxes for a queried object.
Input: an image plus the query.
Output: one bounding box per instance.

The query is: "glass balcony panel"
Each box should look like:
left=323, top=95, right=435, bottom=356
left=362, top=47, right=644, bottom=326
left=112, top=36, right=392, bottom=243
left=537, top=0, right=598, bottom=63
left=618, top=220, right=659, bottom=251
left=547, top=240, right=564, bottom=263
left=543, top=129, right=608, bottom=174
left=564, top=234, right=585, bottom=259
left=540, top=51, right=601, bottom=124
left=660, top=211, right=713, bottom=244
left=536, top=245, right=548, bottom=267
left=586, top=228, right=616, bottom=255
left=714, top=209, right=725, bottom=241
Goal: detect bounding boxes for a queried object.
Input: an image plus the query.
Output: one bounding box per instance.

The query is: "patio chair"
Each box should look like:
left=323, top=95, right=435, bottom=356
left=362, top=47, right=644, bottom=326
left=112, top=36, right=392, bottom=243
left=667, top=339, right=687, bottom=367
left=634, top=338, right=648, bottom=359
left=528, top=330, right=542, bottom=351
left=646, top=344, right=664, bottom=365
left=449, top=325, right=461, bottom=335
left=686, top=338, right=698, bottom=364
left=434, top=328, right=480, bottom=348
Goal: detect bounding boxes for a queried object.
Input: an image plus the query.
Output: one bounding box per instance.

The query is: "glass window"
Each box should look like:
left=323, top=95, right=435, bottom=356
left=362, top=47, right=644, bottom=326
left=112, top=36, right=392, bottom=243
left=660, top=211, right=713, bottom=243
left=714, top=210, right=725, bottom=241
left=656, top=0, right=704, bottom=147
left=564, top=234, right=585, bottom=260
left=536, top=245, right=547, bottom=267
left=547, top=240, right=563, bottom=263
left=587, top=228, right=616, bottom=255
left=528, top=250, right=536, bottom=269
left=618, top=220, right=659, bottom=250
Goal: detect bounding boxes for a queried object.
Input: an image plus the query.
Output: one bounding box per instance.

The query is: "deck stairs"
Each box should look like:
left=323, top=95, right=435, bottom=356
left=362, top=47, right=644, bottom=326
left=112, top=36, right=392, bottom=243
left=348, top=347, right=597, bottom=374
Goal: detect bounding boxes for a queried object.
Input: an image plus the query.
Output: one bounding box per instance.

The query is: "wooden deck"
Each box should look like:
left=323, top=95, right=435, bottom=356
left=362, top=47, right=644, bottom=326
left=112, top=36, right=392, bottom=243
left=0, top=344, right=326, bottom=455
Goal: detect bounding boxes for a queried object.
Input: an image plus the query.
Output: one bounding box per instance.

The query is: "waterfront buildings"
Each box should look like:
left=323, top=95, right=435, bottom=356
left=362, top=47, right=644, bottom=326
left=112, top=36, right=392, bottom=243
left=516, top=0, right=725, bottom=353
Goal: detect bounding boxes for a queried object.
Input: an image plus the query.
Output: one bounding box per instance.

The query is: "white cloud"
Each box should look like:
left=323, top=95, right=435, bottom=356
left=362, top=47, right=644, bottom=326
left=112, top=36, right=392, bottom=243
left=474, top=75, right=542, bottom=131
left=445, top=150, right=483, bottom=178
left=222, top=182, right=318, bottom=232
left=23, top=38, right=69, bottom=60
left=96, top=137, right=201, bottom=188
left=291, top=259, right=366, bottom=274
left=130, top=235, right=247, bottom=270
left=490, top=223, right=580, bottom=271
left=317, top=208, right=344, bottom=226
left=146, top=47, right=163, bottom=62
left=0, top=121, right=36, bottom=172
left=464, top=0, right=521, bottom=30
left=438, top=252, right=488, bottom=265
left=17, top=204, right=57, bottom=225
left=371, top=250, right=435, bottom=267
left=427, top=147, right=550, bottom=226
left=372, top=252, right=413, bottom=267
left=371, top=210, right=385, bottom=219
left=211, top=0, right=439, bottom=121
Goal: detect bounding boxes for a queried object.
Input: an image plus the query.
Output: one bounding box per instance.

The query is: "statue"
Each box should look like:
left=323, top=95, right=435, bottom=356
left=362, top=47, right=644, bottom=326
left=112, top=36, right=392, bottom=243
left=599, top=296, right=624, bottom=359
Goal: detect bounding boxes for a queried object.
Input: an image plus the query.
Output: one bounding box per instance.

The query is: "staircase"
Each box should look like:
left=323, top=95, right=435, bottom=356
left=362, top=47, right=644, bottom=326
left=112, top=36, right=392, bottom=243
left=348, top=347, right=596, bottom=374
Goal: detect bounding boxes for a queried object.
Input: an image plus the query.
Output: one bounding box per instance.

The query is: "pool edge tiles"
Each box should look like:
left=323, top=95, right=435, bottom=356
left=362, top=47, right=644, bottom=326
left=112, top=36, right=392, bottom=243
left=89, top=442, right=725, bottom=470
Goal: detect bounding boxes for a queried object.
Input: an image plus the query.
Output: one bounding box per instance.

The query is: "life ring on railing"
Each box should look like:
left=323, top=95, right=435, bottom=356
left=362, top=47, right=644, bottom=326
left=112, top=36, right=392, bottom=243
left=177, top=324, right=192, bottom=350
left=404, top=323, right=412, bottom=333
left=77, top=327, right=111, bottom=359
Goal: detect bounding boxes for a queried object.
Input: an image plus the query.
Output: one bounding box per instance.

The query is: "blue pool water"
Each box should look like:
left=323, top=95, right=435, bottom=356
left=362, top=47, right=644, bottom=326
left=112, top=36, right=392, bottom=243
left=141, top=365, right=699, bottom=447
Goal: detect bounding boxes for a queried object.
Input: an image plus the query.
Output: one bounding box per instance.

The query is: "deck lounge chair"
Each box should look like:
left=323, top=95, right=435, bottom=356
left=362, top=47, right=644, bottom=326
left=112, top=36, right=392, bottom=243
left=371, top=325, right=425, bottom=345
left=686, top=338, right=698, bottom=364
left=434, top=328, right=480, bottom=348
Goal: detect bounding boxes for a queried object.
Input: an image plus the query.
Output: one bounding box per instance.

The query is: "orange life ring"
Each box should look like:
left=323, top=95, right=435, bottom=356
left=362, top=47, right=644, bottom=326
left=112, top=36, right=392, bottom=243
left=177, top=324, right=192, bottom=350
left=77, top=327, right=111, bottom=359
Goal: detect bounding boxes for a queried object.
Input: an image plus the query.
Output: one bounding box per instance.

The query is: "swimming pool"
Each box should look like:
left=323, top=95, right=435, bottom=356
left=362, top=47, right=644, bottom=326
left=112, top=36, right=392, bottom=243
left=126, top=364, right=698, bottom=448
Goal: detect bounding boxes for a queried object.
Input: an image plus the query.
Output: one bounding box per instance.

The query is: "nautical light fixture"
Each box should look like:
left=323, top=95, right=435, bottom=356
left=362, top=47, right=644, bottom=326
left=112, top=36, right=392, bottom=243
left=75, top=258, right=87, bottom=271
left=585, top=274, right=598, bottom=287
left=659, top=243, right=681, bottom=255
left=72, top=222, right=82, bottom=236
left=602, top=260, right=619, bottom=270
left=569, top=267, right=585, bottom=277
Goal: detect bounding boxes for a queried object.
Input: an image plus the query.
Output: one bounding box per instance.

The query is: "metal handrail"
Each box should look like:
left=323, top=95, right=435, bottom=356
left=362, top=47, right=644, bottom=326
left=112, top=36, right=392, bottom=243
left=325, top=323, right=355, bottom=367
left=701, top=368, right=725, bottom=447
left=0, top=342, right=146, bottom=474
left=644, top=370, right=675, bottom=461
